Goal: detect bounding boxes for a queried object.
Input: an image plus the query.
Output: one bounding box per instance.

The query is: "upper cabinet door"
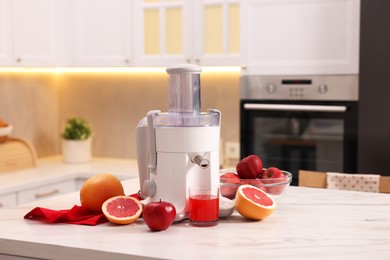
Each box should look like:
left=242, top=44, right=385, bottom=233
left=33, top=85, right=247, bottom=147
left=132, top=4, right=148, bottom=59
left=12, top=0, right=65, bottom=66
left=0, top=0, right=12, bottom=66
left=133, top=0, right=192, bottom=66
left=71, top=0, right=132, bottom=66
left=133, top=0, right=240, bottom=67
left=193, top=0, right=240, bottom=66
left=241, top=0, right=360, bottom=75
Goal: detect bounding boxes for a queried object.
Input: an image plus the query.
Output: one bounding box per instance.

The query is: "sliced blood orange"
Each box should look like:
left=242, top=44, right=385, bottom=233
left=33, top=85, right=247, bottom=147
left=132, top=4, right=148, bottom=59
left=235, top=184, right=276, bottom=220
left=102, top=196, right=142, bottom=225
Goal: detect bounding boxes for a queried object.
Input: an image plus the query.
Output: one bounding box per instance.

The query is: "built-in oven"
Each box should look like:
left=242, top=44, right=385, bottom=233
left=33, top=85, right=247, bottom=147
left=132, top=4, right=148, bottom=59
left=240, top=75, right=358, bottom=186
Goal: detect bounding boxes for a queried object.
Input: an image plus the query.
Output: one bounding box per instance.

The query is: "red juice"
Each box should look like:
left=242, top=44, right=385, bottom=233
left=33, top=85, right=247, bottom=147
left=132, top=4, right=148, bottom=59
left=189, top=194, right=219, bottom=225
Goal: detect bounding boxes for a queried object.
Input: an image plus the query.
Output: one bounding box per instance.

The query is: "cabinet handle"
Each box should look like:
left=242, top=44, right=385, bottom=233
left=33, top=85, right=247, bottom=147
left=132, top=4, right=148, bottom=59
left=35, top=189, right=60, bottom=199
left=185, top=58, right=200, bottom=64
left=0, top=203, right=3, bottom=208
left=16, top=58, right=22, bottom=63
left=243, top=103, right=347, bottom=112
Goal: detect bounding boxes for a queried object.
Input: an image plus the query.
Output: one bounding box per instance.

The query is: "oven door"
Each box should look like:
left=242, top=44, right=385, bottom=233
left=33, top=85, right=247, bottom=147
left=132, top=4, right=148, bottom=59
left=240, top=100, right=358, bottom=185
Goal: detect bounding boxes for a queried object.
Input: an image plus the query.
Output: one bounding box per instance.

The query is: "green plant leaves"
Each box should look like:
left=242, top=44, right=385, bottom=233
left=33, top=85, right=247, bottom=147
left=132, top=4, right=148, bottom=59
left=61, top=117, right=92, bottom=140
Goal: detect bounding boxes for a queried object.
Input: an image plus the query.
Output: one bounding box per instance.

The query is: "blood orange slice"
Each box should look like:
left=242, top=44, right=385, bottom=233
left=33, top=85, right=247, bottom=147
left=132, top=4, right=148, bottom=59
left=102, top=196, right=142, bottom=225
left=235, top=184, right=276, bottom=220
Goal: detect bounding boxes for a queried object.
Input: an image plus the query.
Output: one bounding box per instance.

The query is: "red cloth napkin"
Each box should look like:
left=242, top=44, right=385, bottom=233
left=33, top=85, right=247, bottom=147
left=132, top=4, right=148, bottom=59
left=24, top=205, right=108, bottom=226
left=23, top=193, right=142, bottom=226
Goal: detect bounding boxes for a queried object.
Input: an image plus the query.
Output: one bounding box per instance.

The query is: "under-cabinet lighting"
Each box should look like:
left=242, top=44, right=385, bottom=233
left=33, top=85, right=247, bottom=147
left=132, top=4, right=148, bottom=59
left=0, top=66, right=241, bottom=74
left=0, top=67, right=166, bottom=74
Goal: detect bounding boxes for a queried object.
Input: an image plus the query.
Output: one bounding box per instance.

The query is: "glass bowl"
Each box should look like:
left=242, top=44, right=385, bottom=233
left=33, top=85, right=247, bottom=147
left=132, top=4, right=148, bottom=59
left=220, top=168, right=292, bottom=202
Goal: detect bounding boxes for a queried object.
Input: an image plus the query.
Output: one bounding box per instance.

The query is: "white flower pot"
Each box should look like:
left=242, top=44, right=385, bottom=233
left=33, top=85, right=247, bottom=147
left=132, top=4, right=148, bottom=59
left=62, top=138, right=92, bottom=163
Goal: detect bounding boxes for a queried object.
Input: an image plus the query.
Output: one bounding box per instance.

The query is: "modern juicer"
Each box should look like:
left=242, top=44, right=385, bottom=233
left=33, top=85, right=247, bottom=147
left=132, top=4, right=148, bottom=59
left=136, top=64, right=221, bottom=221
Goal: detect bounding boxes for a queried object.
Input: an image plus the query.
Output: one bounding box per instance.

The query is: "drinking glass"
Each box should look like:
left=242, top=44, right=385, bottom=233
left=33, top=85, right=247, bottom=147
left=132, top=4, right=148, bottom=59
left=189, top=186, right=219, bottom=227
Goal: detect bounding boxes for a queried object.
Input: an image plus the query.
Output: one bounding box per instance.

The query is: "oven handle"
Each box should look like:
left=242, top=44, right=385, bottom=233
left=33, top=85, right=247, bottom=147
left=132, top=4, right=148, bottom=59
left=243, top=103, right=347, bottom=112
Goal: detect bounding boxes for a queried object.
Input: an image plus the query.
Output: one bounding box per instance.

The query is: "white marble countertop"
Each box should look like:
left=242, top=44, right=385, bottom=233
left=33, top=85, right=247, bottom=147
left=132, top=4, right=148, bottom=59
left=1, top=178, right=390, bottom=260
left=0, top=156, right=139, bottom=195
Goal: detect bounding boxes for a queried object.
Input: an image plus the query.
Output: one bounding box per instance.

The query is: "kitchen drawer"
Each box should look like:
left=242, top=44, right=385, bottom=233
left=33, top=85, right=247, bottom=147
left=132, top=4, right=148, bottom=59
left=75, top=177, right=88, bottom=191
left=18, top=180, right=76, bottom=205
left=0, top=192, right=18, bottom=208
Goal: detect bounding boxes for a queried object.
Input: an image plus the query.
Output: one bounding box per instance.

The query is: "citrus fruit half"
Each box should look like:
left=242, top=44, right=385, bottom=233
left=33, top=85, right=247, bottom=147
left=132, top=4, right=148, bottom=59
left=80, top=173, right=125, bottom=213
left=235, top=184, right=276, bottom=220
left=102, top=196, right=143, bottom=225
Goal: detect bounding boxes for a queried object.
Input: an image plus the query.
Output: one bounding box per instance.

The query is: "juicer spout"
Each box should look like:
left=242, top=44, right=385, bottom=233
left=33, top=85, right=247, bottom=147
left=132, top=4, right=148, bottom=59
left=192, top=154, right=210, bottom=169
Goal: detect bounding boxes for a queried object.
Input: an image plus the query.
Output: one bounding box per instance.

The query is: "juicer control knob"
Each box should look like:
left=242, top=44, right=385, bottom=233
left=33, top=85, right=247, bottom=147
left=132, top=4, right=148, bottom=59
left=192, top=154, right=210, bottom=169
left=143, top=180, right=156, bottom=197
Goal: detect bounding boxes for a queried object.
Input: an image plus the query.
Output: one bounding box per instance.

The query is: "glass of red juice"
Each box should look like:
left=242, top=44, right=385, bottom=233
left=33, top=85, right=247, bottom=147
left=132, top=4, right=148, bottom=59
left=189, top=186, right=219, bottom=227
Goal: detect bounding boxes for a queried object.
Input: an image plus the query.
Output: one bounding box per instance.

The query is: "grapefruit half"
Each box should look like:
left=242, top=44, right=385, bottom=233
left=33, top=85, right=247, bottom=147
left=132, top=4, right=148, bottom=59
left=102, top=196, right=142, bottom=225
left=235, top=184, right=276, bottom=220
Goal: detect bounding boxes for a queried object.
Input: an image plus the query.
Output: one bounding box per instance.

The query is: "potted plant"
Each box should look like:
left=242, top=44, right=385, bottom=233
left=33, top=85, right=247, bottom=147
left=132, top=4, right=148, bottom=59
left=61, top=117, right=93, bottom=163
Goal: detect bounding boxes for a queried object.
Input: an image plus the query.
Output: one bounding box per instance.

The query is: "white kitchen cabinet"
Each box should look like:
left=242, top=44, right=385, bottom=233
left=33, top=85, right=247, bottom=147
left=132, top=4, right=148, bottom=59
left=70, top=0, right=132, bottom=66
left=193, top=0, right=240, bottom=66
left=0, top=0, right=132, bottom=67
left=18, top=179, right=76, bottom=205
left=0, top=192, right=17, bottom=208
left=133, top=0, right=240, bottom=66
left=240, top=0, right=360, bottom=75
left=11, top=0, right=65, bottom=66
left=0, top=0, right=12, bottom=66
left=2, top=0, right=240, bottom=67
left=132, top=0, right=192, bottom=66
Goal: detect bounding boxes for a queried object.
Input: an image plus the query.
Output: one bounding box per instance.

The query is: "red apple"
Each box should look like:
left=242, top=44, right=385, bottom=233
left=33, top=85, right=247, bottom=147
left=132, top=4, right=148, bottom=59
left=260, top=167, right=287, bottom=195
left=143, top=200, right=176, bottom=231
left=236, top=154, right=263, bottom=179
left=242, top=178, right=267, bottom=192
left=220, top=172, right=241, bottom=199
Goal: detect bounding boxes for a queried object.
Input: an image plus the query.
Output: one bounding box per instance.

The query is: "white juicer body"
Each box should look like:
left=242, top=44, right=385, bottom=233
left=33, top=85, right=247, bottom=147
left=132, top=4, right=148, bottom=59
left=152, top=126, right=220, bottom=221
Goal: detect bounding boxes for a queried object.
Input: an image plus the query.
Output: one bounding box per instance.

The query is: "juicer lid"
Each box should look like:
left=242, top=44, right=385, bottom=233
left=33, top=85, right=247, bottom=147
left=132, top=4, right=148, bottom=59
left=166, top=64, right=202, bottom=74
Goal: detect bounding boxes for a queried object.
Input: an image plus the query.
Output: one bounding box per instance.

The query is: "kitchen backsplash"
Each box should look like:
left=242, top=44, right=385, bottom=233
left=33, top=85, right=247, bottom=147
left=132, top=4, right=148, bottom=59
left=0, top=70, right=240, bottom=159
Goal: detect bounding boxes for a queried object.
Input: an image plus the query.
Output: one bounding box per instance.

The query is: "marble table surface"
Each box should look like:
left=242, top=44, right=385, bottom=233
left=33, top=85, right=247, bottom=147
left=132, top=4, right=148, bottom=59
left=1, top=178, right=390, bottom=260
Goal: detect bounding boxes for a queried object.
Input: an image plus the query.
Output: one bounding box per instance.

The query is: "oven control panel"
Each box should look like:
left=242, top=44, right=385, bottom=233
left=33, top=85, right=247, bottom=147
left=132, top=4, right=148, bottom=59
left=267, top=80, right=328, bottom=98
left=240, top=75, right=358, bottom=101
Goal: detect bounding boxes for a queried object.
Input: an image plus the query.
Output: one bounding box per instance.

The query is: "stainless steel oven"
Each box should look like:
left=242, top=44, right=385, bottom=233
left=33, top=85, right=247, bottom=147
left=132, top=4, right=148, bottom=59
left=240, top=75, right=358, bottom=185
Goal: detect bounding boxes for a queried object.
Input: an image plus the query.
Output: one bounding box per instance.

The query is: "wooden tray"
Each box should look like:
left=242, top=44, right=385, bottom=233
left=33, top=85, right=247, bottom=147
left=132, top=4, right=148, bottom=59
left=0, top=137, right=37, bottom=173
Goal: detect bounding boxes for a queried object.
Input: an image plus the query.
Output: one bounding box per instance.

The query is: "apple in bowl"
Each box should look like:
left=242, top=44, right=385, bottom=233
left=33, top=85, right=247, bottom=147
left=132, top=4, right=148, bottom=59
left=260, top=167, right=288, bottom=195
left=220, top=171, right=241, bottom=199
